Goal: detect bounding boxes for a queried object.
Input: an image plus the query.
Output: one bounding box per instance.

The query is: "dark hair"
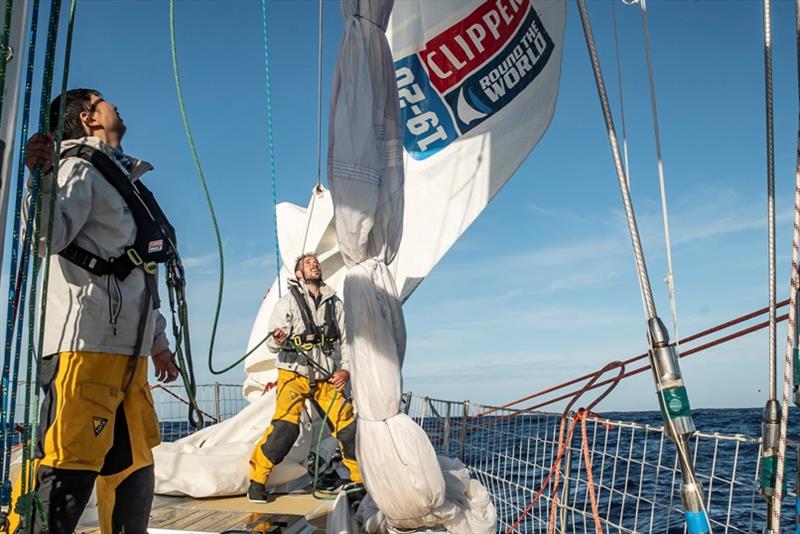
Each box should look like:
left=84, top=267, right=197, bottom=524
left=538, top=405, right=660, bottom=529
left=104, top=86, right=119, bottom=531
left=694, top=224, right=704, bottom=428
left=294, top=253, right=318, bottom=274
left=49, top=88, right=102, bottom=140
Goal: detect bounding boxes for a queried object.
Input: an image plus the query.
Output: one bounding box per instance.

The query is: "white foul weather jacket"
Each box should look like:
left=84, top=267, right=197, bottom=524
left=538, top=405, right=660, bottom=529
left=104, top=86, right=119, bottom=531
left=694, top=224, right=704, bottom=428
left=266, top=279, right=348, bottom=379
left=23, top=136, right=170, bottom=358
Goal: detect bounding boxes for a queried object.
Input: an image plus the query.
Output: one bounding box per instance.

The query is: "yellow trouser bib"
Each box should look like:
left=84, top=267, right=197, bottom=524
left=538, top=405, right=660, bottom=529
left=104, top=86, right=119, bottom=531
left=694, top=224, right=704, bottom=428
left=9, top=351, right=160, bottom=533
left=249, top=368, right=361, bottom=485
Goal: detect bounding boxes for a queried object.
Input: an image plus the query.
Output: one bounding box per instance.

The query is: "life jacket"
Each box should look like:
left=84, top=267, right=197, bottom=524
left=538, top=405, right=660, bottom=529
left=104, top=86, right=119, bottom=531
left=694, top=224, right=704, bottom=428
left=56, top=145, right=177, bottom=281
left=287, top=283, right=341, bottom=355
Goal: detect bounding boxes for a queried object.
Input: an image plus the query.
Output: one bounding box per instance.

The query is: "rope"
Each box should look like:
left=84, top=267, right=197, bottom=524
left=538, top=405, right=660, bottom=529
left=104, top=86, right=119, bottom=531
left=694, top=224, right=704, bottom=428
left=480, top=300, right=789, bottom=417
left=639, top=0, right=681, bottom=345
left=506, top=361, right=625, bottom=533
left=20, top=0, right=62, bottom=517
left=1, top=0, right=42, bottom=512
left=0, top=0, right=21, bottom=507
left=169, top=0, right=242, bottom=380
left=261, top=0, right=282, bottom=297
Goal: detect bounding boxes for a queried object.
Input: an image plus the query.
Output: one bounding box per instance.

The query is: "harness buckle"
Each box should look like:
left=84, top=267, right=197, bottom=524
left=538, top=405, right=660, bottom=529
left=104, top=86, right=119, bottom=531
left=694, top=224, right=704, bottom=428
left=292, top=334, right=315, bottom=351
left=143, top=261, right=158, bottom=275
left=126, top=248, right=143, bottom=266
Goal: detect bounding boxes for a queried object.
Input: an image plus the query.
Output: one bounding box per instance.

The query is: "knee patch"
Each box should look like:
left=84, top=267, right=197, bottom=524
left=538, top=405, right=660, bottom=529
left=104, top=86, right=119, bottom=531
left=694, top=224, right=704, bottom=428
left=262, top=420, right=299, bottom=465
left=337, top=421, right=357, bottom=460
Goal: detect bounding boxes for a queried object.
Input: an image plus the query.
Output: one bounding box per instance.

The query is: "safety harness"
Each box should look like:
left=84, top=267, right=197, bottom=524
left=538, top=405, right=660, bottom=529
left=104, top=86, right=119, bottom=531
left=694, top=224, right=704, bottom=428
left=287, top=283, right=340, bottom=355
left=57, top=145, right=177, bottom=281
left=53, top=145, right=204, bottom=428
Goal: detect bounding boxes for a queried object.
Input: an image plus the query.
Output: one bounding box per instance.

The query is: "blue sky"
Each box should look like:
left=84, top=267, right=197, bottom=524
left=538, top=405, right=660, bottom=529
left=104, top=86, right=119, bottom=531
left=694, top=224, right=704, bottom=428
left=8, top=0, right=800, bottom=412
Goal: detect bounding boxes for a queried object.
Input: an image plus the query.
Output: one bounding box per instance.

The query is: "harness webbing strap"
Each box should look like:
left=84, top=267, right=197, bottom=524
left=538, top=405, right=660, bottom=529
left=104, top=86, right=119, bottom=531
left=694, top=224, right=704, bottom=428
left=324, top=298, right=340, bottom=340
left=56, top=146, right=171, bottom=281
left=288, top=284, right=321, bottom=341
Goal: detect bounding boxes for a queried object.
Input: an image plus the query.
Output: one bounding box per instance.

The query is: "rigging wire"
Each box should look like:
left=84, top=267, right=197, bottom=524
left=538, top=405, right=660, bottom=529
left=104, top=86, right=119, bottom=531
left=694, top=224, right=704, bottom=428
left=315, top=0, right=323, bottom=191
left=639, top=0, right=681, bottom=346
left=758, top=0, right=783, bottom=530
left=300, top=0, right=325, bottom=258
left=611, top=1, right=652, bottom=323
left=610, top=1, right=631, bottom=188
left=261, top=0, right=282, bottom=296
left=772, top=0, right=800, bottom=528
left=575, top=1, right=711, bottom=531
left=764, top=0, right=777, bottom=404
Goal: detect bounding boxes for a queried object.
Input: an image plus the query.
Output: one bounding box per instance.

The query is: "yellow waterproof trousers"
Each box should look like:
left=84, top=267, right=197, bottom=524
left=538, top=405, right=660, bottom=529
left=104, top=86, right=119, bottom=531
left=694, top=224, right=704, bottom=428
left=9, top=351, right=160, bottom=534
left=249, top=369, right=361, bottom=485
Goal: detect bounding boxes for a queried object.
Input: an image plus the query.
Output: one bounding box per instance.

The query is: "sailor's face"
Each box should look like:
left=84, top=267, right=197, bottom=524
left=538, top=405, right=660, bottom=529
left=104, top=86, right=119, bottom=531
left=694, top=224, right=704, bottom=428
left=84, top=94, right=126, bottom=137
left=297, top=256, right=321, bottom=282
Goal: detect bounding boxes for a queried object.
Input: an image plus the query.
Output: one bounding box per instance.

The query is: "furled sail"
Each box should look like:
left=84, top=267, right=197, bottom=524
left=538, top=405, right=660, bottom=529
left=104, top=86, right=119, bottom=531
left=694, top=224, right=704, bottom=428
left=321, top=0, right=564, bottom=531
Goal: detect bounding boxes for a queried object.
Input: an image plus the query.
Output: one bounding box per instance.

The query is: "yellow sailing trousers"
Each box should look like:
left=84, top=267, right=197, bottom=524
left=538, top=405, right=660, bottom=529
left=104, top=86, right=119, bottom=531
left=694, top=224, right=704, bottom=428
left=9, top=351, right=160, bottom=534
left=249, top=368, right=361, bottom=485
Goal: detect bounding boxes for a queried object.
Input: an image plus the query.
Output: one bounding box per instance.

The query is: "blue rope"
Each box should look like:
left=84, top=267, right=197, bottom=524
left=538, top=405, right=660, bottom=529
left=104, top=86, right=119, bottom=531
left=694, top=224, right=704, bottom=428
left=261, top=0, right=281, bottom=297
left=18, top=0, right=63, bottom=507
left=0, top=0, right=41, bottom=507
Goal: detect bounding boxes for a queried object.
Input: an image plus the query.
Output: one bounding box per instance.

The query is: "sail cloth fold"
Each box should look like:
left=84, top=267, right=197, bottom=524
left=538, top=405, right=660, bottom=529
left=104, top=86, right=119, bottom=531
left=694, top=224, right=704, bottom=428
left=328, top=1, right=495, bottom=531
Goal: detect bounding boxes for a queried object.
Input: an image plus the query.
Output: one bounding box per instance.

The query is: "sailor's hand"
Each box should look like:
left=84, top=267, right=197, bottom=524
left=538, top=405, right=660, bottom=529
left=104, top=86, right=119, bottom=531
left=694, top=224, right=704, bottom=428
left=152, top=349, right=179, bottom=383
left=330, top=370, right=350, bottom=391
left=273, top=328, right=288, bottom=346
left=25, top=133, right=54, bottom=174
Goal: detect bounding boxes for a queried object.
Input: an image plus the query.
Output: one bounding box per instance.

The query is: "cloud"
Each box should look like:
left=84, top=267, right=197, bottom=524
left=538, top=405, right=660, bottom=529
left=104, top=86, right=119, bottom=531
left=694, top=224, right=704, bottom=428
left=241, top=253, right=278, bottom=268
left=527, top=202, right=586, bottom=222
left=181, top=253, right=216, bottom=268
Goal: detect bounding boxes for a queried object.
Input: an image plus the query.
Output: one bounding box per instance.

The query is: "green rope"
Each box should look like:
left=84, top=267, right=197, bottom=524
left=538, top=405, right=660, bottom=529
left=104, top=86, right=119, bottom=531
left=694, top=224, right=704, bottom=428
left=31, top=0, right=77, bottom=478
left=168, top=0, right=227, bottom=376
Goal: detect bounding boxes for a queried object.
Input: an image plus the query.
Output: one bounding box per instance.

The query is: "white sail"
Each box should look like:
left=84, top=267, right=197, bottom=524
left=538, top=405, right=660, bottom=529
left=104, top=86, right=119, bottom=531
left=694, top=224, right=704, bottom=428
left=160, top=0, right=566, bottom=507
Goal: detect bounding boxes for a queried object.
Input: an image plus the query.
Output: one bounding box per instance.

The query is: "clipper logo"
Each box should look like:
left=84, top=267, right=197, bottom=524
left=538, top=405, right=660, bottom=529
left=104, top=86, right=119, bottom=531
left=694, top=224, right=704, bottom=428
left=394, top=0, right=554, bottom=160
left=93, top=416, right=108, bottom=437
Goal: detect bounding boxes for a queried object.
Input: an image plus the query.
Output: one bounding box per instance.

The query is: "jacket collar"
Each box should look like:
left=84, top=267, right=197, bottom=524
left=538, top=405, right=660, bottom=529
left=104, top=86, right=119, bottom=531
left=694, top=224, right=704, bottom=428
left=289, top=279, right=336, bottom=304
left=61, top=137, right=153, bottom=181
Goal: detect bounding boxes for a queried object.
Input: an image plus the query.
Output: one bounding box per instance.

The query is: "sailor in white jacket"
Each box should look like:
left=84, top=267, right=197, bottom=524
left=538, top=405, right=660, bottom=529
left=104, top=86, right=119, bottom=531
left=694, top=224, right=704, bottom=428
left=10, top=89, right=179, bottom=534
left=247, top=254, right=362, bottom=502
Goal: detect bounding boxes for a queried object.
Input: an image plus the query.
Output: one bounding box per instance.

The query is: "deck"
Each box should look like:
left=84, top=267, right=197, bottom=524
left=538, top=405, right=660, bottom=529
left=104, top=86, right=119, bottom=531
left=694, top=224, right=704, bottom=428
left=75, top=493, right=333, bottom=534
